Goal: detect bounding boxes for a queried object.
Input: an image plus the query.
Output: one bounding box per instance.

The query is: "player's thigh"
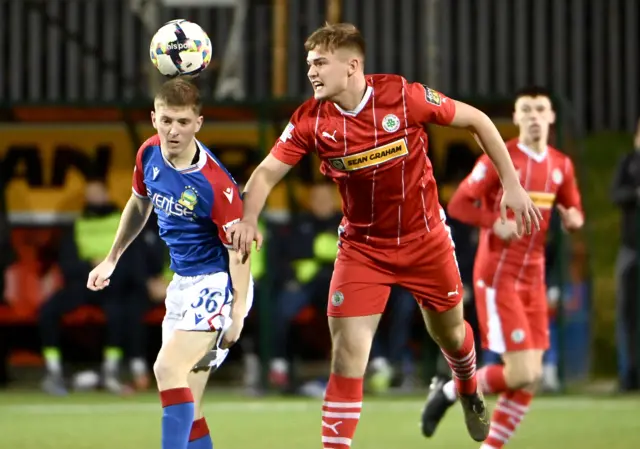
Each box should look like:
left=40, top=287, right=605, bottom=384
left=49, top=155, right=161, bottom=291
left=155, top=329, right=219, bottom=384
left=524, top=286, right=550, bottom=351
left=474, top=281, right=532, bottom=354
left=328, top=314, right=382, bottom=377
left=419, top=300, right=465, bottom=348
left=157, top=272, right=244, bottom=373
left=502, top=349, right=545, bottom=388
left=161, top=276, right=184, bottom=345
left=398, top=226, right=464, bottom=314
left=327, top=242, right=393, bottom=317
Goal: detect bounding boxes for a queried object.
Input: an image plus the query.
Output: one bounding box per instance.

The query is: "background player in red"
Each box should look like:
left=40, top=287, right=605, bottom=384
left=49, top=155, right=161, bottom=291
left=227, top=23, right=541, bottom=447
left=421, top=86, right=584, bottom=448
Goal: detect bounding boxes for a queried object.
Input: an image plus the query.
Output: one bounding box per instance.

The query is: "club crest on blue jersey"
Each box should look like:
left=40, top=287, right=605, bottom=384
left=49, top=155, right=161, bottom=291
left=178, top=186, right=199, bottom=211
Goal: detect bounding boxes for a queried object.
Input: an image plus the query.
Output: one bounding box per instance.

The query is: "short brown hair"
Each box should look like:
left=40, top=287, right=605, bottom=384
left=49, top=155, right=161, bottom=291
left=514, top=85, right=554, bottom=109
left=155, top=76, right=202, bottom=114
left=304, top=22, right=365, bottom=57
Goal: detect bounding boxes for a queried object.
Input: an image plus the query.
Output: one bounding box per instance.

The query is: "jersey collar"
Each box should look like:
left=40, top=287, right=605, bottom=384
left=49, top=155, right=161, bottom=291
left=161, top=139, right=208, bottom=174
left=333, top=86, right=373, bottom=117
left=517, top=142, right=548, bottom=163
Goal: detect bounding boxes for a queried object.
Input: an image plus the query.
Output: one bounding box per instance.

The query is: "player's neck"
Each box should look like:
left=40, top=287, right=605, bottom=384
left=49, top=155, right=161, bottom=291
left=518, top=137, right=548, bottom=154
left=332, top=76, right=368, bottom=112
left=163, top=139, right=198, bottom=169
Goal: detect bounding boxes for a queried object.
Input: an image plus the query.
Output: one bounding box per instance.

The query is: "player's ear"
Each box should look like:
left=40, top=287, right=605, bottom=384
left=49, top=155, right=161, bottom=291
left=195, top=115, right=203, bottom=132
left=548, top=110, right=557, bottom=125
left=348, top=57, right=361, bottom=76
left=151, top=111, right=157, bottom=130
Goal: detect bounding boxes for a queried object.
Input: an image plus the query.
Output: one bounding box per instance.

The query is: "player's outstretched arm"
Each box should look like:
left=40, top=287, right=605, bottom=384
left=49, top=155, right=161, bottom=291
left=449, top=101, right=543, bottom=235
left=220, top=249, right=251, bottom=348
left=228, top=154, right=293, bottom=254
left=106, top=194, right=153, bottom=262
left=448, top=182, right=499, bottom=229
left=556, top=157, right=584, bottom=232
left=449, top=102, right=519, bottom=189
left=87, top=194, right=152, bottom=291
left=242, top=154, right=293, bottom=222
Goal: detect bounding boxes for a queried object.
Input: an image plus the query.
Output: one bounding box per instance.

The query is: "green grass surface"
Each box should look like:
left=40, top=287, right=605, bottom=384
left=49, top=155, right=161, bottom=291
left=1, top=391, right=639, bottom=448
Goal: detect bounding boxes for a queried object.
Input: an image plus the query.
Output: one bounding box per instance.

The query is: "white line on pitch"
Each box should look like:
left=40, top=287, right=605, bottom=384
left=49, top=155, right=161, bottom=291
left=1, top=398, right=638, bottom=415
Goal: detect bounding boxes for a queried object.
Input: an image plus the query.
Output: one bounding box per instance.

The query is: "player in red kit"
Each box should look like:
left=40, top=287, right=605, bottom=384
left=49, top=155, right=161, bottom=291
left=227, top=24, right=541, bottom=447
left=421, top=86, right=584, bottom=448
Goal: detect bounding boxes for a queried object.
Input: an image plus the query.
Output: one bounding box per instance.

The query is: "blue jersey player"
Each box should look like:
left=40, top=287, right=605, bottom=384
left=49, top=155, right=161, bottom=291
left=87, top=78, right=253, bottom=449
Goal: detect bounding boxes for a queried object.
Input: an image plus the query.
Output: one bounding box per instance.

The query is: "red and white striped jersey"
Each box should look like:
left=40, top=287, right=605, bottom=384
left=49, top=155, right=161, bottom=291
left=448, top=139, right=583, bottom=281
left=270, top=74, right=455, bottom=246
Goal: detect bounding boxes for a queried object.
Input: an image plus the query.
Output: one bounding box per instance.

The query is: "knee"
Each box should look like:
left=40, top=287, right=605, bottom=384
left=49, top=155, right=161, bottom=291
left=152, top=356, right=170, bottom=385
left=330, top=336, right=370, bottom=378
left=331, top=345, right=365, bottom=378
left=422, top=303, right=467, bottom=352
left=430, top=320, right=467, bottom=352
left=504, top=361, right=543, bottom=390
left=153, top=354, right=184, bottom=388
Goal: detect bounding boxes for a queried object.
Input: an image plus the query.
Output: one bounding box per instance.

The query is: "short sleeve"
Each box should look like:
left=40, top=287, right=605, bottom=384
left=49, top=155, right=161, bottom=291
left=269, top=104, right=313, bottom=166
left=462, top=154, right=502, bottom=198
left=405, top=82, right=456, bottom=126
left=132, top=145, right=148, bottom=198
left=208, top=170, right=244, bottom=248
left=556, top=157, right=583, bottom=212
left=447, top=154, right=503, bottom=228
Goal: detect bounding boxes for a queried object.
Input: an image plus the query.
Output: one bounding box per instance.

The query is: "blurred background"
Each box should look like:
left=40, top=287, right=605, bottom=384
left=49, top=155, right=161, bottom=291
left=0, top=0, right=639, bottom=447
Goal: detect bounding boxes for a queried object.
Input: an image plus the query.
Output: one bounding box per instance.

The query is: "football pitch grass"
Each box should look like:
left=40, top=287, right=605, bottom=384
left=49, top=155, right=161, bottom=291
left=1, top=391, right=639, bottom=449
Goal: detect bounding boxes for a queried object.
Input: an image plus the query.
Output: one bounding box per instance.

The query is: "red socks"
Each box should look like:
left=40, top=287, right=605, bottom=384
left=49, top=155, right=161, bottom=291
left=440, top=321, right=478, bottom=395
left=483, top=390, right=533, bottom=448
left=321, top=374, right=363, bottom=448
left=477, top=364, right=509, bottom=394
left=189, top=417, right=210, bottom=442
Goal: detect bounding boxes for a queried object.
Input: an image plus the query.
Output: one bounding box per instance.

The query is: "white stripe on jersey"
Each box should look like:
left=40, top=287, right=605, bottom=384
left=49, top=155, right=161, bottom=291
left=313, top=106, right=321, bottom=153
left=419, top=136, right=431, bottom=232
left=367, top=79, right=378, bottom=242
left=342, top=114, right=349, bottom=215
left=514, top=155, right=552, bottom=288
left=397, top=78, right=410, bottom=245
left=490, top=180, right=508, bottom=288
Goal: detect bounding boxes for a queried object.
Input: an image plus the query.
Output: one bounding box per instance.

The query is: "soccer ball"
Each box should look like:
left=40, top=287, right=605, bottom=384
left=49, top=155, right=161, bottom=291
left=150, top=19, right=212, bottom=77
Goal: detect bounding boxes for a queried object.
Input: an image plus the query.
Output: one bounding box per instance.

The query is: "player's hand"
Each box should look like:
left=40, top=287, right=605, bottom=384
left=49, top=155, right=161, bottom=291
left=220, top=315, right=244, bottom=349
left=492, top=218, right=519, bottom=241
left=226, top=219, right=263, bottom=256
left=87, top=259, right=115, bottom=291
left=500, top=182, right=543, bottom=236
left=557, top=204, right=584, bottom=231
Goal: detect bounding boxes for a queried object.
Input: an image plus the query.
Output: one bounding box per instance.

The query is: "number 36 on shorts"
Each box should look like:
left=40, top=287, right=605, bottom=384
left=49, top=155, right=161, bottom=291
left=179, top=284, right=233, bottom=333
left=167, top=272, right=255, bottom=334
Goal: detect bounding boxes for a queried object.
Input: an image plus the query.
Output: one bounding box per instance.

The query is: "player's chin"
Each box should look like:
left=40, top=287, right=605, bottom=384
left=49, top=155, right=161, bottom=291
left=313, top=88, right=331, bottom=100
left=528, top=126, right=543, bottom=138
left=164, top=142, right=184, bottom=153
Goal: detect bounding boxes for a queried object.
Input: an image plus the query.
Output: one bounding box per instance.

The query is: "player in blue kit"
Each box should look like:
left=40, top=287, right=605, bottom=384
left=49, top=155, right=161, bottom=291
left=87, top=77, right=253, bottom=449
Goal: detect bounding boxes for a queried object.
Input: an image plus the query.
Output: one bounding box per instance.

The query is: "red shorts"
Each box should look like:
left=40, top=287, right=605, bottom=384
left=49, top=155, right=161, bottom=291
left=474, top=275, right=549, bottom=354
left=327, top=222, right=463, bottom=317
